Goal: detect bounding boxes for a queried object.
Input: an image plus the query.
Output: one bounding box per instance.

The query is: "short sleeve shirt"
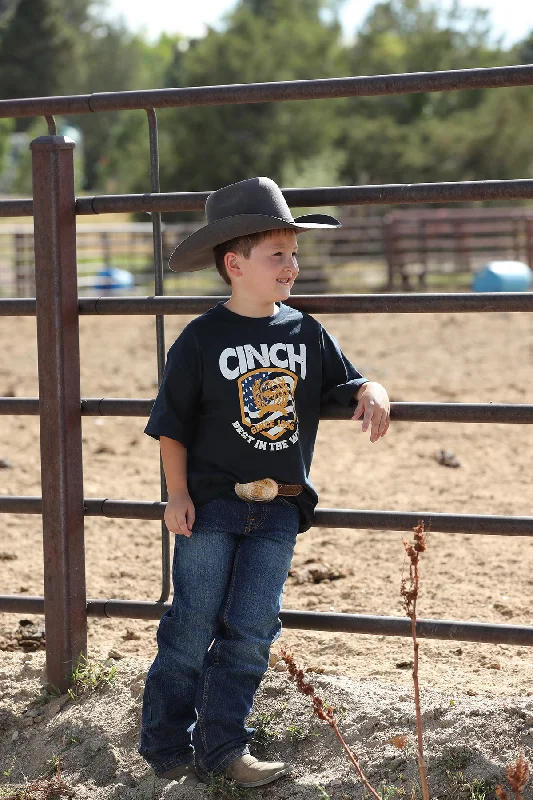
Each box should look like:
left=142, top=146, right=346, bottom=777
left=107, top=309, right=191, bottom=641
left=145, top=301, right=368, bottom=533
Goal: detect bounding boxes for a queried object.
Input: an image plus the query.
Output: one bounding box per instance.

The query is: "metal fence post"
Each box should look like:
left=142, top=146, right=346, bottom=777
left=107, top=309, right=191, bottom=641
left=30, top=135, right=86, bottom=692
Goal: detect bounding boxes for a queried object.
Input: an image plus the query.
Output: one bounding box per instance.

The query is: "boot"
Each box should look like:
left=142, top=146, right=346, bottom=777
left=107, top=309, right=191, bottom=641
left=223, top=754, right=294, bottom=788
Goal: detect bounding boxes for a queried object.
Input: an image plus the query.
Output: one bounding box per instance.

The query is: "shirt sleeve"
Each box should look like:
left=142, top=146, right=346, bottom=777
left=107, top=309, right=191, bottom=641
left=320, top=325, right=369, bottom=407
left=144, top=326, right=201, bottom=448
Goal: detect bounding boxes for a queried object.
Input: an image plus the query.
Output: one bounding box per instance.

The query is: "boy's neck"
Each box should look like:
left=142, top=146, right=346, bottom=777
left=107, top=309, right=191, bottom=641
left=224, top=294, right=280, bottom=318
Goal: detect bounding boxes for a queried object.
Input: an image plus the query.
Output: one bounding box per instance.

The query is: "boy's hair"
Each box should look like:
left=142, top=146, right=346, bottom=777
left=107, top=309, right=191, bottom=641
left=213, top=228, right=294, bottom=285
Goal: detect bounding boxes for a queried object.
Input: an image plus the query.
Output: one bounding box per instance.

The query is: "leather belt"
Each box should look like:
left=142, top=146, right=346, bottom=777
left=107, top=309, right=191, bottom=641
left=235, top=478, right=303, bottom=502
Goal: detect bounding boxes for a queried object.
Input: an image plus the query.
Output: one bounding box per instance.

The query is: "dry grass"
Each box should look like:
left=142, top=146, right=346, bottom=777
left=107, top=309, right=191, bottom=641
left=281, top=647, right=382, bottom=799
left=0, top=759, right=73, bottom=800
left=496, top=752, right=530, bottom=799
left=400, top=522, right=430, bottom=800
left=282, top=524, right=531, bottom=800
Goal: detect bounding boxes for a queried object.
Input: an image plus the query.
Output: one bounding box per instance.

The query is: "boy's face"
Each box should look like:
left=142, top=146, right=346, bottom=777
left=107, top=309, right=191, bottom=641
left=226, top=230, right=299, bottom=302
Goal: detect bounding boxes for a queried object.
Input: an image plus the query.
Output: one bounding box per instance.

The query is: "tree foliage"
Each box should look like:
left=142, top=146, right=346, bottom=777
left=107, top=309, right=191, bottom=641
left=0, top=0, right=76, bottom=122
left=1, top=0, right=533, bottom=197
left=158, top=0, right=348, bottom=201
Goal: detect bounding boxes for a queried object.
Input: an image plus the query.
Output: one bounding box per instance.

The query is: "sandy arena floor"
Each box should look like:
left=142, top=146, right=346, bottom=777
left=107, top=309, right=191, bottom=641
left=0, top=307, right=532, bottom=699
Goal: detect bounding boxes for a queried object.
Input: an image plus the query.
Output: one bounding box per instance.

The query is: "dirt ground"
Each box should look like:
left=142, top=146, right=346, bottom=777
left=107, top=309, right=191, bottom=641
left=1, top=651, right=533, bottom=799
left=0, top=306, right=533, bottom=796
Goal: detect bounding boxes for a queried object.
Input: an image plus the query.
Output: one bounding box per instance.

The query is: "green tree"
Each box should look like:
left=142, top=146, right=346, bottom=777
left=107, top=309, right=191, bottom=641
left=0, top=0, right=73, bottom=94
left=63, top=24, right=182, bottom=192
left=0, top=0, right=89, bottom=130
left=158, top=0, right=348, bottom=205
left=338, top=0, right=507, bottom=186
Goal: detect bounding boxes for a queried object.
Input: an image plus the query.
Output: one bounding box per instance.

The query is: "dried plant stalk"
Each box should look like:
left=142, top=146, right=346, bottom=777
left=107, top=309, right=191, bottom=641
left=496, top=751, right=530, bottom=799
left=281, top=648, right=382, bottom=800
left=401, top=521, right=430, bottom=800
left=1, top=757, right=73, bottom=799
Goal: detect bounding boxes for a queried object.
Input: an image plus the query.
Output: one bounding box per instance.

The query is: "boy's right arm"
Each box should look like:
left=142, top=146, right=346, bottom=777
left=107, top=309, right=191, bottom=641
left=160, top=435, right=195, bottom=537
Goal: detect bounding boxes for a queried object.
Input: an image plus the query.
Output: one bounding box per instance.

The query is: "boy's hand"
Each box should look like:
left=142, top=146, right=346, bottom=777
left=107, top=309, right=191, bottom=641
left=165, top=490, right=196, bottom=537
left=351, top=382, right=390, bottom=442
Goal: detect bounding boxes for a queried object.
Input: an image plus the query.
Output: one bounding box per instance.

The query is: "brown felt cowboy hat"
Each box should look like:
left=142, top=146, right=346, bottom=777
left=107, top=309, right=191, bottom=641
left=168, top=176, right=341, bottom=272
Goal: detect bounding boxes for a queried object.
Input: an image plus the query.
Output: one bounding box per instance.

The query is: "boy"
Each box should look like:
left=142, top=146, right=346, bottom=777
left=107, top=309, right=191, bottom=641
left=139, top=177, right=390, bottom=788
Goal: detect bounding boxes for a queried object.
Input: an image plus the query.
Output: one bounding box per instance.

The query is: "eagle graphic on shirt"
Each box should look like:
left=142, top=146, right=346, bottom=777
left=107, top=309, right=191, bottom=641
left=238, top=368, right=298, bottom=441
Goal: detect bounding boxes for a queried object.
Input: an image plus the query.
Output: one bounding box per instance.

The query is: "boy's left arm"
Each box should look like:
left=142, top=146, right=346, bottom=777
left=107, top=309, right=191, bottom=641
left=352, top=382, right=390, bottom=443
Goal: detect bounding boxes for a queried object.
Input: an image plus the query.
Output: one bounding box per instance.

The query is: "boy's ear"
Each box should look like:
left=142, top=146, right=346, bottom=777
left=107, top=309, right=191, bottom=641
left=224, top=251, right=243, bottom=278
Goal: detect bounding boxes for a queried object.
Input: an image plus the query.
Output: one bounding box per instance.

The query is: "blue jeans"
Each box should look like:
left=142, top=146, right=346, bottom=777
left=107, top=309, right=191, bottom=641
left=138, top=492, right=300, bottom=781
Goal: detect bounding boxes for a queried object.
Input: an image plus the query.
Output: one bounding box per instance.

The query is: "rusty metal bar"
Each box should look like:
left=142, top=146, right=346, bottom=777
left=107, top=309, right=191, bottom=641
left=0, top=199, right=32, bottom=217
left=30, top=135, right=86, bottom=692
left=2, top=293, right=533, bottom=318
left=6, top=178, right=533, bottom=220
left=322, top=401, right=533, bottom=423
left=74, top=179, right=533, bottom=216
left=0, top=594, right=531, bottom=645
left=146, top=108, right=171, bottom=604
left=279, top=610, right=533, bottom=645
left=0, top=596, right=45, bottom=614
left=2, top=64, right=533, bottom=120
left=45, top=116, right=56, bottom=135
left=0, top=496, right=41, bottom=513
left=146, top=109, right=166, bottom=377
left=0, top=298, right=36, bottom=314
left=0, top=398, right=40, bottom=413
left=81, top=502, right=533, bottom=535
left=81, top=398, right=150, bottom=415
left=2, top=398, right=533, bottom=424
left=78, top=293, right=533, bottom=315
left=2, top=494, right=531, bottom=535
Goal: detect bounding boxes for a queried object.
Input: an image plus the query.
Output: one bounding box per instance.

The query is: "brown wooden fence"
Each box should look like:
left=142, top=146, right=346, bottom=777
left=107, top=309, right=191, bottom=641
left=385, top=206, right=533, bottom=290
left=3, top=206, right=533, bottom=297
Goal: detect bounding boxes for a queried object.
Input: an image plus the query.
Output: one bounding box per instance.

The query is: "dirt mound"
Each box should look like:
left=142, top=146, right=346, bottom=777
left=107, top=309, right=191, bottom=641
left=0, top=651, right=531, bottom=799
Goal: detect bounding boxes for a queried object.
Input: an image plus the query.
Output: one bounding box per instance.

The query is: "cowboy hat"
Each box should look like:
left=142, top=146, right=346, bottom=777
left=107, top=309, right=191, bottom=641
left=168, top=176, right=341, bottom=272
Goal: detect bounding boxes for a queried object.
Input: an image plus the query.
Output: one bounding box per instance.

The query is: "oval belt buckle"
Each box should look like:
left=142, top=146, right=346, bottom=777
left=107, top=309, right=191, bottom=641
left=235, top=478, right=278, bottom=502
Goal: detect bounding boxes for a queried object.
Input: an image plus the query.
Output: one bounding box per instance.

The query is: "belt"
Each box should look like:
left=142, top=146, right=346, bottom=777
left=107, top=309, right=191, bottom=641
left=235, top=478, right=303, bottom=502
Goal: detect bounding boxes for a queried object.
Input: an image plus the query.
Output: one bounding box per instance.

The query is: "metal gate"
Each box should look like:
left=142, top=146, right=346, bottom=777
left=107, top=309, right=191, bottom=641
left=1, top=65, right=533, bottom=690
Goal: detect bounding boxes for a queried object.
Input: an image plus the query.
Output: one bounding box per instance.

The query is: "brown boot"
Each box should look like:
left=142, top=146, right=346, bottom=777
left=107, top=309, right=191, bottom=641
left=223, top=754, right=294, bottom=788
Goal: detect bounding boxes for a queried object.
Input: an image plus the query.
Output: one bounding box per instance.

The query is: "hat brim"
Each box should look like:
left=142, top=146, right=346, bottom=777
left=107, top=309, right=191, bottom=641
left=168, top=213, right=341, bottom=273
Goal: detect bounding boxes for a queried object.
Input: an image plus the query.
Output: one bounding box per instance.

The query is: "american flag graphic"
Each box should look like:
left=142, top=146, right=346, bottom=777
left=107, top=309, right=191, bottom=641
left=239, top=368, right=297, bottom=441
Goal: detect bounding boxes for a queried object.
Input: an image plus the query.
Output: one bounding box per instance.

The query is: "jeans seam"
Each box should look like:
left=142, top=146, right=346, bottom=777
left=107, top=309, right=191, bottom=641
left=222, top=541, right=240, bottom=629
left=254, top=503, right=268, bottom=529
left=244, top=502, right=253, bottom=534
left=198, top=644, right=217, bottom=756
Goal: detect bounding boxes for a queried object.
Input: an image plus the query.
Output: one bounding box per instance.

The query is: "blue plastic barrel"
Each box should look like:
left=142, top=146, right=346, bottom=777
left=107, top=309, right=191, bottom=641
left=472, top=261, right=532, bottom=292
left=92, top=266, right=135, bottom=291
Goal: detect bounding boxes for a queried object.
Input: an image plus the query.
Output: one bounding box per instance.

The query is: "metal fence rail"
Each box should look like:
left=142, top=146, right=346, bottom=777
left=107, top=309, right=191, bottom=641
left=2, top=496, right=533, bottom=535
left=1, top=398, right=533, bottom=423
left=1, top=291, right=533, bottom=316
left=6, top=178, right=533, bottom=220
left=1, top=63, right=533, bottom=119
left=1, top=63, right=533, bottom=689
left=0, top=593, right=531, bottom=645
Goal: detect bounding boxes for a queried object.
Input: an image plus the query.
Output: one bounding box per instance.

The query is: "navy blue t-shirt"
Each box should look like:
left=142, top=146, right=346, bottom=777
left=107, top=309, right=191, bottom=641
left=144, top=301, right=368, bottom=533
